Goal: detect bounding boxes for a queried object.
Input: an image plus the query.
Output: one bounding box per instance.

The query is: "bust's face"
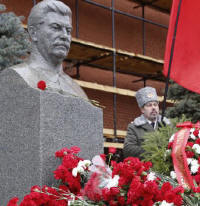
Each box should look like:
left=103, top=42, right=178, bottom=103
left=35, top=12, right=72, bottom=63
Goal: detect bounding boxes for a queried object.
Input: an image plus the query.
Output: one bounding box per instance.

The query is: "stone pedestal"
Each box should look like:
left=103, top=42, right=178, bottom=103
left=0, top=69, right=103, bottom=205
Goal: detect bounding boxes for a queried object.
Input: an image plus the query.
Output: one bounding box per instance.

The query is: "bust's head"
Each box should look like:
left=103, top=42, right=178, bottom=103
left=28, top=0, right=72, bottom=64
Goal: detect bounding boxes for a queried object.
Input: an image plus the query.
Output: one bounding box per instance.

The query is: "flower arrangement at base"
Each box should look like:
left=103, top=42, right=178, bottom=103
left=137, top=116, right=200, bottom=205
left=7, top=146, right=186, bottom=206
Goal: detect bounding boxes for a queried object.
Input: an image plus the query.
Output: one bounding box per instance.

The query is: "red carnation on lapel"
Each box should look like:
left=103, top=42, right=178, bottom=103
left=37, top=80, right=46, bottom=90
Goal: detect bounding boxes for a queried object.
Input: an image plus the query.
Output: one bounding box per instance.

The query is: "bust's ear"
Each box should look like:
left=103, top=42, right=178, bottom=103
left=28, top=26, right=38, bottom=42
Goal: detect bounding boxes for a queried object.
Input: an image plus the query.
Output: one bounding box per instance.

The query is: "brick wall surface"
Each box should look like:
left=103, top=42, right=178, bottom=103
left=2, top=0, right=170, bottom=130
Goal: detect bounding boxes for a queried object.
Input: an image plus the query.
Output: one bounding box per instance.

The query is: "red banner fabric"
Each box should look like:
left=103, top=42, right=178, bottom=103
left=163, top=0, right=200, bottom=94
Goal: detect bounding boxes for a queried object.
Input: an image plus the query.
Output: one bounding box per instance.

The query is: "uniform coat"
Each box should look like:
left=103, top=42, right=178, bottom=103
left=123, top=114, right=170, bottom=159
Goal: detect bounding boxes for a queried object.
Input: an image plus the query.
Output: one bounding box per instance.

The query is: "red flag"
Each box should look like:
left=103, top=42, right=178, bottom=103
left=163, top=0, right=200, bottom=94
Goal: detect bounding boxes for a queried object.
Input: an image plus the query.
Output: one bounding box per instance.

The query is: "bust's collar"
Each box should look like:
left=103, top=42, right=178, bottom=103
left=27, top=62, right=63, bottom=83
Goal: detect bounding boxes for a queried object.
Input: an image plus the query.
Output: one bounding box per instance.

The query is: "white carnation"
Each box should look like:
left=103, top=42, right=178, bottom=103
left=72, top=168, right=78, bottom=177
left=191, top=159, right=199, bottom=174
left=105, top=175, right=119, bottom=189
left=191, top=165, right=199, bottom=174
left=77, top=166, right=84, bottom=174
left=77, top=160, right=91, bottom=170
left=189, top=133, right=196, bottom=140
left=187, top=158, right=192, bottom=165
left=153, top=201, right=174, bottom=206
left=160, top=200, right=174, bottom=206
left=169, top=134, right=175, bottom=142
left=147, top=172, right=156, bottom=181
left=170, top=171, right=176, bottom=179
left=72, top=160, right=90, bottom=177
left=192, top=144, right=200, bottom=154
left=191, top=159, right=198, bottom=166
left=190, top=128, right=195, bottom=133
left=77, top=160, right=86, bottom=169
left=83, top=160, right=91, bottom=167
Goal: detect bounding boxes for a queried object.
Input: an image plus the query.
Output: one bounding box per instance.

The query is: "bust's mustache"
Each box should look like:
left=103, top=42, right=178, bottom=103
left=53, top=42, right=69, bottom=49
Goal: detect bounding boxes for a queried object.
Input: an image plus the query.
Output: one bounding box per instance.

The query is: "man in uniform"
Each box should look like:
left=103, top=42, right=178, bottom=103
left=123, top=86, right=170, bottom=158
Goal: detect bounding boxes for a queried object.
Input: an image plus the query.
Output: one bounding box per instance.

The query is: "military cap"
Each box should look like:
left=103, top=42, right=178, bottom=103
left=135, top=86, right=158, bottom=108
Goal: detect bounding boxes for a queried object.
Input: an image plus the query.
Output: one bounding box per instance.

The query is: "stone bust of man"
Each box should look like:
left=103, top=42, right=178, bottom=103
left=10, top=0, right=87, bottom=99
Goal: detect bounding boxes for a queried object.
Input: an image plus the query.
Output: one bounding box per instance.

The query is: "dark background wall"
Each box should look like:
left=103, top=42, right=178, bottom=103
left=2, top=0, right=170, bottom=130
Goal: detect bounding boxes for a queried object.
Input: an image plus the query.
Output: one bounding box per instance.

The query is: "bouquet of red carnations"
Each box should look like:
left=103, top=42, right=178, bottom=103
left=8, top=146, right=184, bottom=206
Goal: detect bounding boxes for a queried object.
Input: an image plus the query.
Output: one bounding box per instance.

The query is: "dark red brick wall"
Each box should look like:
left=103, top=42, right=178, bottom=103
left=2, top=0, right=169, bottom=58
left=76, top=67, right=170, bottom=131
left=2, top=0, right=170, bottom=130
left=83, top=88, right=138, bottom=130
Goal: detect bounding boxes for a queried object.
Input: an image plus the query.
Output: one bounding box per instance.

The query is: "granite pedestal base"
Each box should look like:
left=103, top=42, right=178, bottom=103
left=0, top=69, right=103, bottom=205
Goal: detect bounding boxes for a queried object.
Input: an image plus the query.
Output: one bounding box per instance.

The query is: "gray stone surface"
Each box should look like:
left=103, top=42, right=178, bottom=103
left=0, top=69, right=103, bottom=205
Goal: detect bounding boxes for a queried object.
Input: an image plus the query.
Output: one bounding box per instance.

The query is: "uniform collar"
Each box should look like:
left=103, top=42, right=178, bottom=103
left=133, top=114, right=158, bottom=126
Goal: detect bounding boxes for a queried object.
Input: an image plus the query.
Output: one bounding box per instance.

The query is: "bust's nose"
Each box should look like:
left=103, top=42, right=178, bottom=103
left=59, top=27, right=70, bottom=41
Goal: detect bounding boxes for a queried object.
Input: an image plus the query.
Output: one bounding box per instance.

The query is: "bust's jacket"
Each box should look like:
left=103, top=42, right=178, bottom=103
left=10, top=62, right=88, bottom=99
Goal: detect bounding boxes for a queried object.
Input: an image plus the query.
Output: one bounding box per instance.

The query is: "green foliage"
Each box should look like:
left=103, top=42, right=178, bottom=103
left=166, top=82, right=200, bottom=123
left=0, top=4, right=30, bottom=71
left=141, top=115, right=191, bottom=175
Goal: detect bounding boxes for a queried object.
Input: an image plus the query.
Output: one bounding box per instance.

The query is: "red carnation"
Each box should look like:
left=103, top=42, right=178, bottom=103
left=193, top=129, right=199, bottom=137
left=173, top=195, right=183, bottom=206
left=173, top=186, right=184, bottom=194
left=110, top=187, right=120, bottom=196
left=185, top=150, right=195, bottom=158
left=37, top=80, right=46, bottom=90
left=194, top=175, right=200, bottom=184
left=70, top=146, right=81, bottom=154
left=102, top=188, right=111, bottom=201
left=168, top=142, right=173, bottom=149
left=109, top=200, right=118, bottom=206
left=100, top=153, right=106, bottom=161
left=195, top=138, right=200, bottom=145
left=30, top=185, right=41, bottom=192
left=7, top=197, right=19, bottom=206
left=109, top=147, right=117, bottom=154
left=164, top=191, right=176, bottom=203
left=161, top=182, right=172, bottom=193
left=187, top=142, right=194, bottom=148
left=118, top=196, right=126, bottom=205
